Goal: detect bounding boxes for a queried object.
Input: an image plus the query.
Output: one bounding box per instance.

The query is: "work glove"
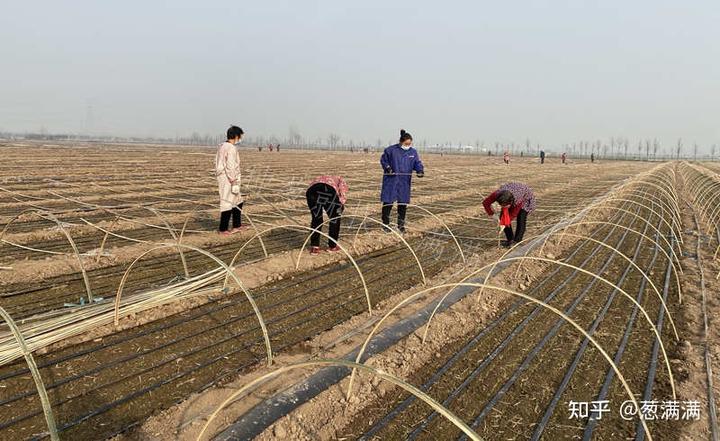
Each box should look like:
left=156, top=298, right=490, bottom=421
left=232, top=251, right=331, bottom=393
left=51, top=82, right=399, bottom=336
left=416, top=172, right=424, bottom=178
left=384, top=166, right=394, bottom=175
left=231, top=184, right=240, bottom=195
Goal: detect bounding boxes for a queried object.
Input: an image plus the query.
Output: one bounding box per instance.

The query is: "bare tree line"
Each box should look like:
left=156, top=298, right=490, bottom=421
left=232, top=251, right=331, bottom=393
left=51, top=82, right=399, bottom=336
left=1, top=129, right=717, bottom=161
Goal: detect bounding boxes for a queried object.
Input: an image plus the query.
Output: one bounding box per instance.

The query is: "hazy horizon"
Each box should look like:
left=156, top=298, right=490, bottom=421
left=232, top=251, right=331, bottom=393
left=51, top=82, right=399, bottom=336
left=1, top=1, right=718, bottom=151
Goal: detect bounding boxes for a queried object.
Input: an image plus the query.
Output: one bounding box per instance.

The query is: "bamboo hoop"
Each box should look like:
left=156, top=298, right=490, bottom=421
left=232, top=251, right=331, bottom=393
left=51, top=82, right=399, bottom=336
left=0, top=306, right=59, bottom=441
left=224, top=224, right=372, bottom=314
left=299, top=214, right=427, bottom=285
left=1, top=209, right=94, bottom=303
left=345, top=284, right=653, bottom=441
left=113, top=243, right=273, bottom=366
left=195, top=358, right=482, bottom=441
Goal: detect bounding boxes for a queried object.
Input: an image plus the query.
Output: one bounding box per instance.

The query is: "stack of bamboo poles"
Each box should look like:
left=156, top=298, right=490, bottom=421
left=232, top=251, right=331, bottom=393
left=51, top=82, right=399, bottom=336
left=0, top=267, right=226, bottom=366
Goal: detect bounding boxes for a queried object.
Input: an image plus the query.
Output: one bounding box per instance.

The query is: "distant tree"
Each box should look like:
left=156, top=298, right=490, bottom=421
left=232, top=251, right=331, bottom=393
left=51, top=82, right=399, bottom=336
left=623, top=139, right=629, bottom=159
left=288, top=125, right=302, bottom=146
left=652, top=139, right=659, bottom=159
left=328, top=133, right=341, bottom=149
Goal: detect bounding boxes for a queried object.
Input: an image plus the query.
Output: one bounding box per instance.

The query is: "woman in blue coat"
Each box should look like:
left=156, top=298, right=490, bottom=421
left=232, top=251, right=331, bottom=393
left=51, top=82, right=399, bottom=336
left=380, top=129, right=424, bottom=232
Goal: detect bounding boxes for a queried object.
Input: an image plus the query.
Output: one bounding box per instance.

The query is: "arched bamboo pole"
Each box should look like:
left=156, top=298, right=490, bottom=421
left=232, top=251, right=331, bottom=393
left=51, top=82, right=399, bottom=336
left=345, top=284, right=653, bottom=441
left=565, top=207, right=678, bottom=256
left=547, top=221, right=684, bottom=282
left=628, top=175, right=680, bottom=212
left=0, top=306, right=59, bottom=441
left=113, top=243, right=273, bottom=366
left=539, top=221, right=683, bottom=306
left=297, top=214, right=426, bottom=285
left=685, top=163, right=720, bottom=206
left=251, top=192, right=303, bottom=226
left=428, top=200, right=670, bottom=339
left=145, top=207, right=189, bottom=279
left=95, top=215, right=121, bottom=262
left=350, top=203, right=466, bottom=264
left=45, top=188, right=214, bottom=235
left=429, top=257, right=678, bottom=398
left=693, top=178, right=720, bottom=212
left=195, top=359, right=482, bottom=441
left=596, top=196, right=681, bottom=243
left=702, top=196, right=720, bottom=237
left=632, top=173, right=679, bottom=201
left=611, top=182, right=677, bottom=222
left=621, top=178, right=681, bottom=216
left=80, top=218, right=151, bottom=244
left=224, top=224, right=372, bottom=314
left=611, top=188, right=680, bottom=229
left=532, top=232, right=677, bottom=338
left=400, top=203, right=466, bottom=263
left=1, top=208, right=94, bottom=302
left=429, top=236, right=537, bottom=344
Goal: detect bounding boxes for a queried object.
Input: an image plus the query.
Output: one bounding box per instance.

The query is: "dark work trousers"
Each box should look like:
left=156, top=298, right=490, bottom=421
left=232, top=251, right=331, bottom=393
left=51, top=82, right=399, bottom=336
left=503, top=209, right=528, bottom=242
left=219, top=202, right=244, bottom=232
left=306, top=183, right=343, bottom=247
left=381, top=203, right=408, bottom=231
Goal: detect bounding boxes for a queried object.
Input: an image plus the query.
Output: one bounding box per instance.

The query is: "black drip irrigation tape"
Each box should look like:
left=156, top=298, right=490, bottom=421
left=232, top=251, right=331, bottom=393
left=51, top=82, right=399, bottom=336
left=631, top=234, right=674, bottom=441
left=0, top=184, right=631, bottom=438
left=541, top=195, right=672, bottom=440
left=364, top=208, right=638, bottom=441
left=0, top=222, right=481, bottom=438
left=537, top=215, right=661, bottom=439
left=0, top=195, right=487, bottom=317
left=427, top=211, right=651, bottom=441
left=211, top=199, right=623, bottom=440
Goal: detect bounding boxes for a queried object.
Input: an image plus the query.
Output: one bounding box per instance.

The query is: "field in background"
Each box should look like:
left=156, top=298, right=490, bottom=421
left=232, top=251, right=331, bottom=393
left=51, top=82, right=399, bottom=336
left=0, top=141, right=717, bottom=441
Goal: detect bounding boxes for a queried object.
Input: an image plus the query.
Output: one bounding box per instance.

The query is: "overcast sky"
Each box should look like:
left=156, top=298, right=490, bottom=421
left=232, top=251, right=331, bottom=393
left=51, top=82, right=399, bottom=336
left=1, top=1, right=718, bottom=149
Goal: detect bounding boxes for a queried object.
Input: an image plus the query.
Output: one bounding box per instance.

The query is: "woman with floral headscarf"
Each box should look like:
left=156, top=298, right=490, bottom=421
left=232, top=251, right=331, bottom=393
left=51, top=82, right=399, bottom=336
left=483, top=182, right=536, bottom=247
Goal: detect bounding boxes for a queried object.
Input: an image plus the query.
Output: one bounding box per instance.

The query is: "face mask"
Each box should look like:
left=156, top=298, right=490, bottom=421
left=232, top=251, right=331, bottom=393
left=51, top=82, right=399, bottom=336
left=401, top=144, right=411, bottom=150
left=234, top=139, right=243, bottom=146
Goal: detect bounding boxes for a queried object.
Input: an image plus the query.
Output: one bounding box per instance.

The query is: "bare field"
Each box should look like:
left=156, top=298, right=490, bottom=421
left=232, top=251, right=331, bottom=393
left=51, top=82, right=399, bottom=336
left=0, top=141, right=717, bottom=441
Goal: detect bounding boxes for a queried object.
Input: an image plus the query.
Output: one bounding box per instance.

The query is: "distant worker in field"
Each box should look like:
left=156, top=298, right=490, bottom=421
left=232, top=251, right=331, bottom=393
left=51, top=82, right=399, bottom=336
left=540, top=150, right=545, bottom=164
left=380, top=129, right=424, bottom=233
left=306, top=175, right=348, bottom=255
left=591, top=152, right=595, bottom=163
left=276, top=143, right=281, bottom=152
left=483, top=182, right=536, bottom=247
left=214, top=126, right=246, bottom=235
left=503, top=151, right=510, bottom=165
left=257, top=145, right=262, bottom=152
left=561, top=152, right=567, bottom=164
